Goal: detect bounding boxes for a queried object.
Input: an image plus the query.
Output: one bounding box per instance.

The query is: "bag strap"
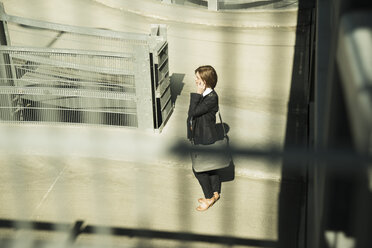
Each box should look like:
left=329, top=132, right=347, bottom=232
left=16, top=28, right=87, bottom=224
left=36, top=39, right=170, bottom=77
left=217, top=111, right=227, bottom=138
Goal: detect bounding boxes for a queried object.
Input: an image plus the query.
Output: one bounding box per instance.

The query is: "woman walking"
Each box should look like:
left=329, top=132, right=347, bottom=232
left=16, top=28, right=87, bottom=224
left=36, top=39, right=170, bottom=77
left=187, top=65, right=221, bottom=211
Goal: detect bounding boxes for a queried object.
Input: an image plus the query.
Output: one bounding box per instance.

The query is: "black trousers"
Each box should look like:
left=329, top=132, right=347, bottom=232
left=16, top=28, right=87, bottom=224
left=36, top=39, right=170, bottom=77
left=193, top=169, right=221, bottom=199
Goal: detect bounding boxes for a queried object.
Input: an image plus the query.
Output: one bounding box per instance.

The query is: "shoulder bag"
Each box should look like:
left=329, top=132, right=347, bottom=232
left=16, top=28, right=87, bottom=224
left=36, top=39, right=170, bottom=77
left=191, top=111, right=231, bottom=172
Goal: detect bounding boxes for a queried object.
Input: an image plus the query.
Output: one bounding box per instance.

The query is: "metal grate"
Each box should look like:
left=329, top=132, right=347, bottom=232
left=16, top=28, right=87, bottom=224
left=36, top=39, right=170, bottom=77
left=0, top=48, right=138, bottom=127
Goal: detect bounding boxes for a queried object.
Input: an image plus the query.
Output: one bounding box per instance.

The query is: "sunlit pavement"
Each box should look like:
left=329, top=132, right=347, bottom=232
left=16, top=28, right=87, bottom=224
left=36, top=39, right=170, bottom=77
left=0, top=0, right=312, bottom=247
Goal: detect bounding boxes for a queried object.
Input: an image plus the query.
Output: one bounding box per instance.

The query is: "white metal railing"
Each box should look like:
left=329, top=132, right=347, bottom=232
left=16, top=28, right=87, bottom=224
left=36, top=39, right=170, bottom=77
left=0, top=3, right=172, bottom=131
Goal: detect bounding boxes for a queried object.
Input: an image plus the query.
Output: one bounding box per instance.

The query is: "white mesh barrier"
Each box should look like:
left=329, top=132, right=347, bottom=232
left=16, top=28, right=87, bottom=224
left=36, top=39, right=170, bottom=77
left=0, top=7, right=171, bottom=131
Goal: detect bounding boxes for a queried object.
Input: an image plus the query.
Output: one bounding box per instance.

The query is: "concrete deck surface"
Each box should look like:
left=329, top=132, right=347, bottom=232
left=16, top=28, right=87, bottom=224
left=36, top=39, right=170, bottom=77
left=0, top=0, right=311, bottom=247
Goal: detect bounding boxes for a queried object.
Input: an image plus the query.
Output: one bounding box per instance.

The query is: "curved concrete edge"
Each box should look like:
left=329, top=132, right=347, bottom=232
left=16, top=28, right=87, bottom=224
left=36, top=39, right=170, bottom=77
left=92, top=0, right=300, bottom=28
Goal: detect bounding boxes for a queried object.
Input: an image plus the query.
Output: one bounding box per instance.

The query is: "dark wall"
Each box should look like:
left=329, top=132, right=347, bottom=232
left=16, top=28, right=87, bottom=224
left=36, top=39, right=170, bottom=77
left=310, top=0, right=372, bottom=247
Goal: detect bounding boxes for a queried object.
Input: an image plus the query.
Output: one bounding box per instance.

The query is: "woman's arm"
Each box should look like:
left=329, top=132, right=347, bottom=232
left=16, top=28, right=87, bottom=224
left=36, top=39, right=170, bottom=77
left=188, top=93, right=218, bottom=118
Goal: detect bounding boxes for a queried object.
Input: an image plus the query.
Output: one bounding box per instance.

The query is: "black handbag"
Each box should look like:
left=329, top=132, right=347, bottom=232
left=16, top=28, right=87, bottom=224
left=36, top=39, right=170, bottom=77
left=191, top=111, right=231, bottom=172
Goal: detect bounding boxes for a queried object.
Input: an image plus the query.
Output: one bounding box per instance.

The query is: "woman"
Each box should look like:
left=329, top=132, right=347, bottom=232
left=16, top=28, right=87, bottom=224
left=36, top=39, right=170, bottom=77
left=187, top=65, right=221, bottom=211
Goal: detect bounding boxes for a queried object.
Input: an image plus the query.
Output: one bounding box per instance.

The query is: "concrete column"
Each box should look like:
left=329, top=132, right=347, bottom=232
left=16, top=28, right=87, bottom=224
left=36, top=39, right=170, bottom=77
left=208, top=0, right=220, bottom=11
left=161, top=0, right=172, bottom=4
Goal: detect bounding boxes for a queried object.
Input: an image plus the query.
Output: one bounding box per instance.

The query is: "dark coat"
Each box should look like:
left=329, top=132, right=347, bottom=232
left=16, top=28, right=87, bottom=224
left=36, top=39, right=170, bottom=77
left=187, top=90, right=219, bottom=145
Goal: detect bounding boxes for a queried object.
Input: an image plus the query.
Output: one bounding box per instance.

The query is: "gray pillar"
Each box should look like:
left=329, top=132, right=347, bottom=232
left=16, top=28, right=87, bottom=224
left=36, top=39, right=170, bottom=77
left=208, top=0, right=220, bottom=11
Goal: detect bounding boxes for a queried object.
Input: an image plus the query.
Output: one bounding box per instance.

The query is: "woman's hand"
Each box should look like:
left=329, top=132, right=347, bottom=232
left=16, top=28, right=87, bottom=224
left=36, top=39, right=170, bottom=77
left=196, top=81, right=206, bottom=94
left=195, top=71, right=206, bottom=94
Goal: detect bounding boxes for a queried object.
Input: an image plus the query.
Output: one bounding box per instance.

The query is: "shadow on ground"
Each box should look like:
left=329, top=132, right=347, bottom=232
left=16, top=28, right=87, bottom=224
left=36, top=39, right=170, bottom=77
left=0, top=218, right=277, bottom=247
left=170, top=73, right=185, bottom=105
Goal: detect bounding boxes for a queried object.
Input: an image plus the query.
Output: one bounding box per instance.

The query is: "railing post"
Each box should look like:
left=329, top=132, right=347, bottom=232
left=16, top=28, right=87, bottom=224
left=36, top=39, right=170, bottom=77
left=208, top=0, right=220, bottom=11
left=0, top=2, right=10, bottom=46
left=150, top=24, right=172, bottom=132
left=134, top=47, right=154, bottom=131
left=0, top=3, right=17, bottom=121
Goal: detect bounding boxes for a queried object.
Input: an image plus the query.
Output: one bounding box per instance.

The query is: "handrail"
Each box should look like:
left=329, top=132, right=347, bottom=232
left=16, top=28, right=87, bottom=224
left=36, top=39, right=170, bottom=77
left=0, top=3, right=149, bottom=42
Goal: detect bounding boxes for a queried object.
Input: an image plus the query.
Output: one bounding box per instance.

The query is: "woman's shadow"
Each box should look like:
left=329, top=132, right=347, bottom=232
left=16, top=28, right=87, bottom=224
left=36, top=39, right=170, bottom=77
left=215, top=122, right=235, bottom=182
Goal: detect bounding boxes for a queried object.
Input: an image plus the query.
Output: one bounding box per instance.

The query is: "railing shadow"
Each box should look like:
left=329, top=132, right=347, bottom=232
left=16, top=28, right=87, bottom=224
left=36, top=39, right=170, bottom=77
left=0, top=218, right=277, bottom=247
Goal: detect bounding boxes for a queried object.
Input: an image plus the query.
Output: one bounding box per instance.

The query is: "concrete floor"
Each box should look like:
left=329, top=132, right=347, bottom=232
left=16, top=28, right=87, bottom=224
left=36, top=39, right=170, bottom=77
left=0, top=153, right=281, bottom=247
left=0, top=0, right=312, bottom=247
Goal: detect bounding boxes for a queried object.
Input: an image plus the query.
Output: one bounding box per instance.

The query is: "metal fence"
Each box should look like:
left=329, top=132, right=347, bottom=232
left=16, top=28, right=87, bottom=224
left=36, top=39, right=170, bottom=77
left=0, top=47, right=138, bottom=126
left=0, top=4, right=172, bottom=131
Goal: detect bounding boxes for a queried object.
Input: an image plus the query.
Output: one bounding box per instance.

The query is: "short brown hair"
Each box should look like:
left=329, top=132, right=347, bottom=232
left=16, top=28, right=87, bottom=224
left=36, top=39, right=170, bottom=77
left=195, top=65, right=218, bottom=89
